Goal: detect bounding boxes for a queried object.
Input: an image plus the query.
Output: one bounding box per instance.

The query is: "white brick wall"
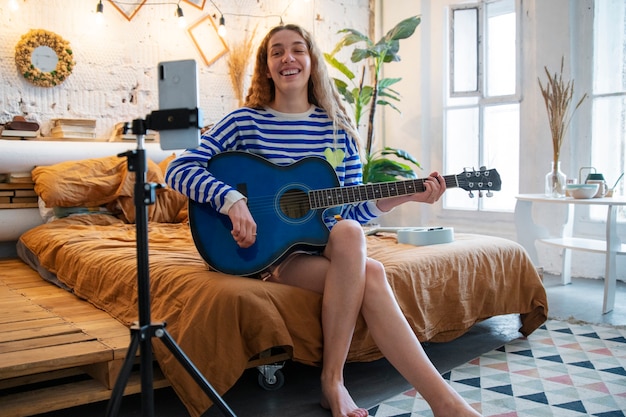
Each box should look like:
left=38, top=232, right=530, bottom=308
left=0, top=0, right=370, bottom=138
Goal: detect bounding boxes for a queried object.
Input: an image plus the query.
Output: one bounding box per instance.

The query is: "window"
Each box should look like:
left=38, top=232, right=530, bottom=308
left=590, top=0, right=626, bottom=221
left=444, top=0, right=520, bottom=212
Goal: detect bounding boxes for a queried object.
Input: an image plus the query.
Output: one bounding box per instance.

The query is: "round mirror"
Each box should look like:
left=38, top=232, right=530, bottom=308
left=15, top=29, right=74, bottom=88
left=31, top=46, right=59, bottom=73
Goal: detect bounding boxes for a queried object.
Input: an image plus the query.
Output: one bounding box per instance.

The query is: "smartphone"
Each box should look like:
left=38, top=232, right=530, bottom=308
left=157, top=59, right=201, bottom=150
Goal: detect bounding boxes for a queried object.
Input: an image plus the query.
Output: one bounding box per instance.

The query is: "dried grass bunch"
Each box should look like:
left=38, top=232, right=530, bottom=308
left=227, top=27, right=257, bottom=107
left=538, top=56, right=587, bottom=165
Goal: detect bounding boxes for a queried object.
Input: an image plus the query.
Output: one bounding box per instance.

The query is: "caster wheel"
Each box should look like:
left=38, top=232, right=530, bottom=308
left=257, top=369, right=284, bottom=391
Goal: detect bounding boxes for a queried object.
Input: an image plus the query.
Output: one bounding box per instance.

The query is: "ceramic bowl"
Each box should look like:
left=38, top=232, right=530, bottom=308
left=566, top=183, right=599, bottom=199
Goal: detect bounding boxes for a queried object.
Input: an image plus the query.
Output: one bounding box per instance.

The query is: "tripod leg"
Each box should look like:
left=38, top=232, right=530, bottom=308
left=159, top=329, right=237, bottom=417
left=105, top=329, right=141, bottom=417
left=140, top=327, right=155, bottom=417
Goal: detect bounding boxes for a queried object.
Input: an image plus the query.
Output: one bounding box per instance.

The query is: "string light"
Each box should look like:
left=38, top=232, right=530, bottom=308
left=88, top=0, right=299, bottom=33
left=93, top=1, right=187, bottom=26
left=210, top=0, right=299, bottom=30
left=218, top=15, right=227, bottom=37
left=96, top=0, right=104, bottom=23
left=208, top=0, right=227, bottom=38
left=176, top=2, right=186, bottom=27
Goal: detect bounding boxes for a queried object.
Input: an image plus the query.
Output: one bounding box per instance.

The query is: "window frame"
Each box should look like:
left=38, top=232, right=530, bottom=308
left=449, top=4, right=483, bottom=97
left=444, top=0, right=522, bottom=213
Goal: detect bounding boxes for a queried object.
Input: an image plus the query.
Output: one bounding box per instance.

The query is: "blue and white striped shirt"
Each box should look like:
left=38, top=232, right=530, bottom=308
left=165, top=106, right=384, bottom=229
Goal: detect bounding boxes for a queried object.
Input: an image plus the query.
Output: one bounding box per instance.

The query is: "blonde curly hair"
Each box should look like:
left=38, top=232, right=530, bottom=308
left=244, top=24, right=361, bottom=151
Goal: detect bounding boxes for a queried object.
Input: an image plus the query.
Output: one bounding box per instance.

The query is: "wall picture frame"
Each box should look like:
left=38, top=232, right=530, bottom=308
left=108, top=0, right=147, bottom=21
left=183, top=0, right=206, bottom=10
left=188, top=15, right=229, bottom=67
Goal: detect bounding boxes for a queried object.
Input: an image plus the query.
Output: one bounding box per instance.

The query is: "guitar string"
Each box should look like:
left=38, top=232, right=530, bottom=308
left=232, top=176, right=463, bottom=216
left=242, top=179, right=435, bottom=213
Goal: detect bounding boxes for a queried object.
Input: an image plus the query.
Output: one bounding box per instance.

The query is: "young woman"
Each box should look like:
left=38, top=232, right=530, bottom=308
left=166, top=24, right=481, bottom=417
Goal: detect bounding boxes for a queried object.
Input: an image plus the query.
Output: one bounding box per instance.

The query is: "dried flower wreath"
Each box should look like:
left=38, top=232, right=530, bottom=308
left=15, top=29, right=74, bottom=88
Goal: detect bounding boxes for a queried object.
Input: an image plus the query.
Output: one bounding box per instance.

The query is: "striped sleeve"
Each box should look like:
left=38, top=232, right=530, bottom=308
left=165, top=113, right=246, bottom=214
left=165, top=106, right=385, bottom=224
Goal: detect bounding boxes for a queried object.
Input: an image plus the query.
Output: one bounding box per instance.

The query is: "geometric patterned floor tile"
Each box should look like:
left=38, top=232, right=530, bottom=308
left=369, top=320, right=626, bottom=417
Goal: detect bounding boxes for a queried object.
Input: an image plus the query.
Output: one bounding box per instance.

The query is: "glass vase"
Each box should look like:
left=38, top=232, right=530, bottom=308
left=545, top=161, right=567, bottom=197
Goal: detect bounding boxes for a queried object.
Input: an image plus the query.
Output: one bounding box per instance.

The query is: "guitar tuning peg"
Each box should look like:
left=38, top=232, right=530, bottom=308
left=486, top=191, right=494, bottom=197
left=478, top=191, right=484, bottom=198
left=468, top=191, right=474, bottom=198
left=479, top=165, right=486, bottom=171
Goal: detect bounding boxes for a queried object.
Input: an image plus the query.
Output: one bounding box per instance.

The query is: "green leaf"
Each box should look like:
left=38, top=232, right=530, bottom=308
left=376, top=100, right=401, bottom=113
left=377, top=89, right=401, bottom=102
left=382, top=43, right=401, bottom=63
left=351, top=47, right=374, bottom=63
left=364, top=158, right=417, bottom=183
left=380, top=147, right=422, bottom=168
left=334, top=78, right=349, bottom=91
left=383, top=16, right=421, bottom=42
left=359, top=86, right=374, bottom=100
left=333, top=79, right=354, bottom=104
left=331, top=29, right=372, bottom=56
left=377, top=77, right=402, bottom=89
left=324, top=53, right=356, bottom=80
left=337, top=28, right=370, bottom=44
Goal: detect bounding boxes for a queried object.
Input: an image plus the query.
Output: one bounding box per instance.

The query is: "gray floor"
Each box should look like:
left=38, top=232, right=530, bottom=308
left=32, top=273, right=626, bottom=417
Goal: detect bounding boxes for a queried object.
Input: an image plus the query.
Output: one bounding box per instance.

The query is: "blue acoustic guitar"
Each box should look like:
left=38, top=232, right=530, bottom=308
left=188, top=151, right=501, bottom=276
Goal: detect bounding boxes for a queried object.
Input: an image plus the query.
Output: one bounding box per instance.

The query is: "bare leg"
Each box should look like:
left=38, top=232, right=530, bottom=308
left=317, top=221, right=369, bottom=417
left=268, top=220, right=480, bottom=417
left=269, top=220, right=368, bottom=417
left=359, top=261, right=480, bottom=416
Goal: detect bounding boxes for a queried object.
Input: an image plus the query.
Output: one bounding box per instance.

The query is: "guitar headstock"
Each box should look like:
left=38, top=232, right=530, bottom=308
left=455, top=166, right=501, bottom=198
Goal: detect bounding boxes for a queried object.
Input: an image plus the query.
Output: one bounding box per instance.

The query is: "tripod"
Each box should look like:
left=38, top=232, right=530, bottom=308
left=105, top=116, right=236, bottom=417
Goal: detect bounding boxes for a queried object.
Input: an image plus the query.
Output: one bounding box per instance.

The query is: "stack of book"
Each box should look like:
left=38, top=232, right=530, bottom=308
left=0, top=172, right=38, bottom=209
left=109, top=121, right=158, bottom=142
left=121, top=131, right=159, bottom=142
left=0, top=127, right=40, bottom=140
left=50, top=118, right=97, bottom=139
left=1, top=116, right=41, bottom=140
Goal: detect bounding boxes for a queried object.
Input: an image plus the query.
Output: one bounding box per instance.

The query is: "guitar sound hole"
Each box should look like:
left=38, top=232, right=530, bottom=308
left=279, top=189, right=310, bottom=219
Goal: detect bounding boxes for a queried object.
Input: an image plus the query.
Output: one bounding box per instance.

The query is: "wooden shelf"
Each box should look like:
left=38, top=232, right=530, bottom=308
left=0, top=182, right=37, bottom=209
left=4, top=137, right=160, bottom=143
left=540, top=237, right=626, bottom=255
left=12, top=137, right=108, bottom=142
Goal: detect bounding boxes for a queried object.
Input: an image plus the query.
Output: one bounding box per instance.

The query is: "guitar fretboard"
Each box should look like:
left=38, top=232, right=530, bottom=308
left=308, top=175, right=459, bottom=209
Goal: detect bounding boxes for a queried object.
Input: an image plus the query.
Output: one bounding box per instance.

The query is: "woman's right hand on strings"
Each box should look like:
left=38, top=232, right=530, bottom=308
left=228, top=199, right=257, bottom=248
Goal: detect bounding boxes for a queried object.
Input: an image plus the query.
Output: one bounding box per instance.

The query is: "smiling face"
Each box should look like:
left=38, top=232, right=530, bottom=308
left=265, top=29, right=312, bottom=108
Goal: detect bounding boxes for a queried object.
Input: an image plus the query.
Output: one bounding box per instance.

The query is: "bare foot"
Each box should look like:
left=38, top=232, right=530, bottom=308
left=320, top=379, right=368, bottom=417
left=430, top=389, right=482, bottom=417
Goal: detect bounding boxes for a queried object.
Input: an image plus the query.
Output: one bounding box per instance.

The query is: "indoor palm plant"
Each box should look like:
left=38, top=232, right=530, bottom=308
left=324, top=16, right=421, bottom=183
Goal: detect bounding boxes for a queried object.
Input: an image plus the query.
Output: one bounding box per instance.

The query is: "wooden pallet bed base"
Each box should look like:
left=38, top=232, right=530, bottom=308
left=0, top=258, right=170, bottom=416
left=0, top=258, right=288, bottom=416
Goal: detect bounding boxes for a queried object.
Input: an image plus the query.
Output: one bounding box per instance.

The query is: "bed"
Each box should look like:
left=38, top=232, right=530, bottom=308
left=8, top=147, right=547, bottom=417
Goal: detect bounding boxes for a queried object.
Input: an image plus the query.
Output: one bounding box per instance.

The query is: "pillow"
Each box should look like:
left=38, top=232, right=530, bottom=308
left=114, top=154, right=188, bottom=223
left=32, top=155, right=126, bottom=208
left=159, top=153, right=176, bottom=177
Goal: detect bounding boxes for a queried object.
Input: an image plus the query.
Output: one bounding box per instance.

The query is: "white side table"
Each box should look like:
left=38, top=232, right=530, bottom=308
left=514, top=194, right=626, bottom=313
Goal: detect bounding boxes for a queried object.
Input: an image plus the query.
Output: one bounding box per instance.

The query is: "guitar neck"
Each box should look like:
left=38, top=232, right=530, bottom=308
left=309, top=175, right=459, bottom=209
